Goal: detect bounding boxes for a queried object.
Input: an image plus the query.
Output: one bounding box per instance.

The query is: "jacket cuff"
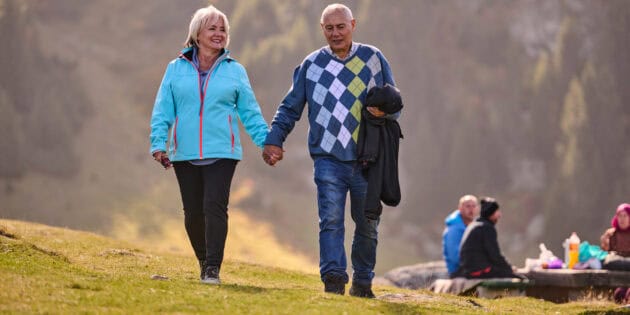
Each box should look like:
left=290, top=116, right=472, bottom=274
left=264, top=130, right=284, bottom=147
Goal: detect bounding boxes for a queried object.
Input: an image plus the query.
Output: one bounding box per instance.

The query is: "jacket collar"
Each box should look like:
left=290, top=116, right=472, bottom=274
left=179, top=46, right=232, bottom=62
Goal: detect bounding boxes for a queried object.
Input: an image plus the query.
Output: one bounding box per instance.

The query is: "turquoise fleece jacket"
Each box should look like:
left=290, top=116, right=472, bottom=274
left=150, top=47, right=268, bottom=161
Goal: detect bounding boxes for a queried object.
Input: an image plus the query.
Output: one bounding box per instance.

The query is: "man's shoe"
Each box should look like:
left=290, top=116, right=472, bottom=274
left=323, top=273, right=346, bottom=295
left=201, top=265, right=221, bottom=285
left=349, top=283, right=375, bottom=298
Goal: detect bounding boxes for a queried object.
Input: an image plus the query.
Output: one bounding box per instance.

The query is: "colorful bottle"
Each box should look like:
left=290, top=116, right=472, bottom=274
left=568, top=232, right=580, bottom=269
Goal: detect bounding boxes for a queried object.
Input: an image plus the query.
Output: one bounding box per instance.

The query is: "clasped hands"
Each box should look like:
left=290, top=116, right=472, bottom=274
left=261, top=108, right=384, bottom=167
left=262, top=145, right=283, bottom=166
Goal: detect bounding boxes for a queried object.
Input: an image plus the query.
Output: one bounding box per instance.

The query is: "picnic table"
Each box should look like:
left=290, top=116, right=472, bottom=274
left=429, top=268, right=630, bottom=302
left=516, top=268, right=630, bottom=303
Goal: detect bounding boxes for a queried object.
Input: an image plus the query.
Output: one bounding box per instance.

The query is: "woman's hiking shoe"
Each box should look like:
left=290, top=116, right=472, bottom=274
left=198, top=260, right=206, bottom=280
left=201, top=265, right=221, bottom=285
left=323, top=273, right=346, bottom=295
left=349, top=283, right=375, bottom=298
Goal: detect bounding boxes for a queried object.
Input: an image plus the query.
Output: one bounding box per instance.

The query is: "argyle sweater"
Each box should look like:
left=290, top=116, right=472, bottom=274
left=265, top=43, right=396, bottom=161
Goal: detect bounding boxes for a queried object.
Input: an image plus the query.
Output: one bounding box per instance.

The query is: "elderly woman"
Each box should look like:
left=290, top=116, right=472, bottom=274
left=150, top=5, right=269, bottom=285
left=601, top=203, right=630, bottom=303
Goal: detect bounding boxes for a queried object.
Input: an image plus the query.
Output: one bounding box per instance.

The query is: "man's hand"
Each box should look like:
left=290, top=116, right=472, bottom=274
left=263, top=145, right=284, bottom=166
left=153, top=151, right=172, bottom=169
left=366, top=106, right=386, bottom=117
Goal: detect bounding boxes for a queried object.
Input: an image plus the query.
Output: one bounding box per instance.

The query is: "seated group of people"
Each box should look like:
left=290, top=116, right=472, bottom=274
left=442, top=196, right=630, bottom=303
left=442, top=195, right=520, bottom=279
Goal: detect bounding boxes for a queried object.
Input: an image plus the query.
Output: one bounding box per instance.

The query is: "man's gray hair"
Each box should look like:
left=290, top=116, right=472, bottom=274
left=320, top=3, right=354, bottom=23
left=184, top=5, right=230, bottom=48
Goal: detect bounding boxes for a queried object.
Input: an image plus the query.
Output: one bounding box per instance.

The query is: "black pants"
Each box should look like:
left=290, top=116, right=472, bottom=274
left=173, top=159, right=237, bottom=268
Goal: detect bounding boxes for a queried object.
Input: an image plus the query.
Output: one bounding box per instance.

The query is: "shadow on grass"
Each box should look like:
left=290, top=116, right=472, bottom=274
left=220, top=283, right=270, bottom=294
left=580, top=309, right=630, bottom=315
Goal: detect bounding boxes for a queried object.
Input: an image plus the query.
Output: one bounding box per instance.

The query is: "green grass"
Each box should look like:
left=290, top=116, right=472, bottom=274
left=0, top=219, right=625, bottom=314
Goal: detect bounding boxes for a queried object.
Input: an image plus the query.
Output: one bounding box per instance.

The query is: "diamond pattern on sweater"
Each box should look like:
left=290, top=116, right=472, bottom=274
left=307, top=64, right=324, bottom=82
left=329, top=78, right=345, bottom=100
left=313, top=83, right=328, bottom=105
left=332, top=102, right=349, bottom=122
left=338, top=125, right=351, bottom=148
left=321, top=130, right=336, bottom=152
left=325, top=59, right=344, bottom=76
left=350, top=100, right=363, bottom=142
left=303, top=46, right=388, bottom=157
left=366, top=53, right=381, bottom=76
left=346, top=56, right=365, bottom=75
left=348, top=77, right=366, bottom=97
left=316, top=106, right=332, bottom=128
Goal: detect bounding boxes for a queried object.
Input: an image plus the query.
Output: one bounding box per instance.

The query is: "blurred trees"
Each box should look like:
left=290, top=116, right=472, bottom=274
left=1, top=0, right=628, bottom=267
left=0, top=0, right=91, bottom=178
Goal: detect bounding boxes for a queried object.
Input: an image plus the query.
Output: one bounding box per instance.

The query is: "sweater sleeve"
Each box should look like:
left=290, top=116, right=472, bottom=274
left=235, top=64, right=269, bottom=149
left=264, top=63, right=308, bottom=147
left=150, top=63, right=176, bottom=154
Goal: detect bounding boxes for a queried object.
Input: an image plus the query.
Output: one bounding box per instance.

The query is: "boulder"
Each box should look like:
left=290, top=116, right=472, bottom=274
left=382, top=260, right=449, bottom=289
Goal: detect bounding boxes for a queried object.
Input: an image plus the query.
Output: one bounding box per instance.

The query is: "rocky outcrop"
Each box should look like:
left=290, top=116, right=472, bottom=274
left=382, top=261, right=449, bottom=289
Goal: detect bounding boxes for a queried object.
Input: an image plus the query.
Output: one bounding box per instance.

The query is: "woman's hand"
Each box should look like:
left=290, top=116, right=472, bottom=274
left=153, top=151, right=172, bottom=169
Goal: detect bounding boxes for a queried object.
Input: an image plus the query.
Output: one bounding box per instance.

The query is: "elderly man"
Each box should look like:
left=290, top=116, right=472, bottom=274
left=263, top=4, right=399, bottom=297
left=442, top=195, right=479, bottom=277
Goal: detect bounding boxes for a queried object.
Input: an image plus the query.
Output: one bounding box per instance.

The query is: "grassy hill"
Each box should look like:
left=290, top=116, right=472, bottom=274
left=0, top=219, right=622, bottom=314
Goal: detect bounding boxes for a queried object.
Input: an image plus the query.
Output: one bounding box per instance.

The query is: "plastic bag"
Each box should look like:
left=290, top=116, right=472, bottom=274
left=578, top=241, right=608, bottom=262
left=538, top=243, right=563, bottom=269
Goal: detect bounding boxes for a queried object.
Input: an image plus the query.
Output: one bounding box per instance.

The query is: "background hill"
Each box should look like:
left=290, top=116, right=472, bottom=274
left=1, top=0, right=629, bottom=274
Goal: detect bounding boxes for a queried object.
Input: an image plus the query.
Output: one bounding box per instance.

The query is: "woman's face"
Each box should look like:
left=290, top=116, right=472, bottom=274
left=618, top=211, right=630, bottom=230
left=197, top=17, right=227, bottom=52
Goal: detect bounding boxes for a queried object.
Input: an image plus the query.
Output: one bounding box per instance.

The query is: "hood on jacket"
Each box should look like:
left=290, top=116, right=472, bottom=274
left=444, top=210, right=463, bottom=226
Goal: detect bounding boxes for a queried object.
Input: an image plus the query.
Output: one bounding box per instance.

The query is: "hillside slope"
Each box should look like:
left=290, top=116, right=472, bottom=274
left=0, top=219, right=619, bottom=314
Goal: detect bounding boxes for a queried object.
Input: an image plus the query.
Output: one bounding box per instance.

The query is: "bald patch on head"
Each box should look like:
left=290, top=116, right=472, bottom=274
left=321, top=3, right=353, bottom=23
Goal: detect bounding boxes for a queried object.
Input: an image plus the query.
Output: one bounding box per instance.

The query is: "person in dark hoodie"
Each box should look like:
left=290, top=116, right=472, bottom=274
left=455, top=197, right=519, bottom=278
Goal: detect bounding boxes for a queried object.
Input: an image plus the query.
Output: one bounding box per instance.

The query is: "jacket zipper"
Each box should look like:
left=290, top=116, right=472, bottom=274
left=228, top=114, right=234, bottom=153
left=173, top=117, right=179, bottom=153
left=181, top=51, right=228, bottom=159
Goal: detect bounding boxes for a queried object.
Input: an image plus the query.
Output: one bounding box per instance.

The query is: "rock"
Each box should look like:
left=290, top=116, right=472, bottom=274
left=150, top=274, right=169, bottom=281
left=383, top=260, right=448, bottom=289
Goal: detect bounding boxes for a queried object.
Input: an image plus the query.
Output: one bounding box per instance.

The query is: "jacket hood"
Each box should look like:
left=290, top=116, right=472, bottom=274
left=445, top=210, right=463, bottom=226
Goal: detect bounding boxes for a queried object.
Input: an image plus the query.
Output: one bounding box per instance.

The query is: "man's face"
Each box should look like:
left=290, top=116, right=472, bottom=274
left=459, top=200, right=478, bottom=222
left=321, top=11, right=355, bottom=56
left=489, top=209, right=502, bottom=224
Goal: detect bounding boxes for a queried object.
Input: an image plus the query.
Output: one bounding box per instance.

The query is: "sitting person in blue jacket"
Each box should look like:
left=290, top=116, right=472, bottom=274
left=442, top=195, right=479, bottom=277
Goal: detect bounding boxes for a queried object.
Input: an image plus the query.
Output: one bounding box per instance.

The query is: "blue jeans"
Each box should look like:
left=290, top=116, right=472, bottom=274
left=314, top=157, right=379, bottom=286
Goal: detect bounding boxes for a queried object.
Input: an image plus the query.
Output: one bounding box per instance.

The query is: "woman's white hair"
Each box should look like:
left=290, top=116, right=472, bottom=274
left=184, top=5, right=230, bottom=48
